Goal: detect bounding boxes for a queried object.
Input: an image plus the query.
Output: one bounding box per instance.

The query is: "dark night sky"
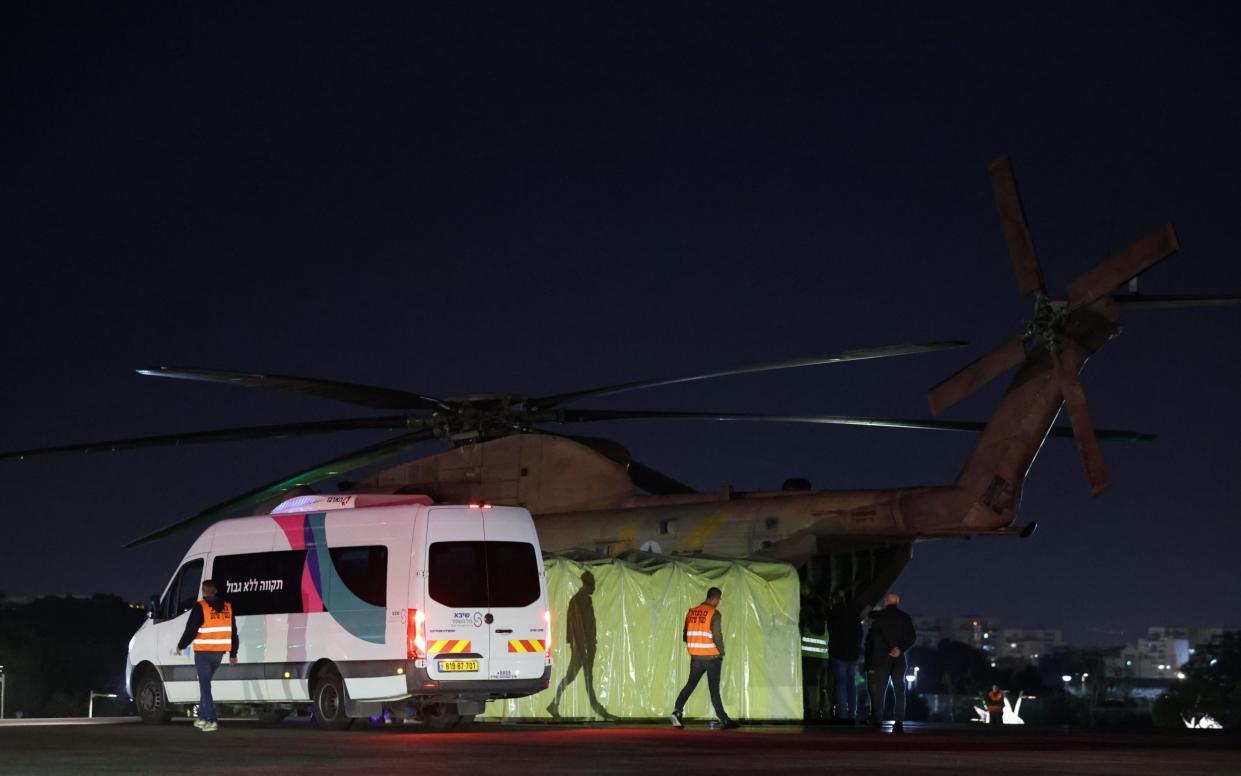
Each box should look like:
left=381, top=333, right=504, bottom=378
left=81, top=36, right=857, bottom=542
left=3, top=2, right=1238, bottom=645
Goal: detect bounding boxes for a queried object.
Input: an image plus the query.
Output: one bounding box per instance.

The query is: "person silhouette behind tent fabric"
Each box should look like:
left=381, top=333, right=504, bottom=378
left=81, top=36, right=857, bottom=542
left=546, top=571, right=612, bottom=719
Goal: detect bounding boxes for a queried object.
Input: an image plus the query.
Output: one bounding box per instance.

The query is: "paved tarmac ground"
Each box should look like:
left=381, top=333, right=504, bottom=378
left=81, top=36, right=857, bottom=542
left=0, top=719, right=1237, bottom=776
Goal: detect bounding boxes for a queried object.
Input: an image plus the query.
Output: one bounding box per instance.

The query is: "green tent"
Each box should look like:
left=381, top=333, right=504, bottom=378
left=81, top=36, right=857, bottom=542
left=483, top=550, right=803, bottom=721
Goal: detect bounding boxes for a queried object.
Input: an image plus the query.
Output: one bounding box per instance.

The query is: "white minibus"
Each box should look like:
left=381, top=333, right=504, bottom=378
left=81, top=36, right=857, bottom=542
left=126, top=494, right=551, bottom=729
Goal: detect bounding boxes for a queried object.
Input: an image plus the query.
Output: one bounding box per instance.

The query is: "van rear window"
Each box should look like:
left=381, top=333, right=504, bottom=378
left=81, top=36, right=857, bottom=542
left=428, top=541, right=540, bottom=609
left=427, top=542, right=489, bottom=607
left=486, top=542, right=540, bottom=608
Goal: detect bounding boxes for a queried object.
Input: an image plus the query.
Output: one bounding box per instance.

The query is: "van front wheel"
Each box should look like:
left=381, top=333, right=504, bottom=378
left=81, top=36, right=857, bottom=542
left=312, top=668, right=354, bottom=730
left=135, top=669, right=172, bottom=725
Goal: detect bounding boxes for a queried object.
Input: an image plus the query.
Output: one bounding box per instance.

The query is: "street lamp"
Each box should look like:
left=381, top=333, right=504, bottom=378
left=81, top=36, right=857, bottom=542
left=1, top=665, right=6, bottom=720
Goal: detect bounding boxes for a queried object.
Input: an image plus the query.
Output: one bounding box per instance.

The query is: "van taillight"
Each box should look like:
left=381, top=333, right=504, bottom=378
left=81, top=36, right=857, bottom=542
left=407, top=609, right=426, bottom=660
left=544, top=609, right=552, bottom=657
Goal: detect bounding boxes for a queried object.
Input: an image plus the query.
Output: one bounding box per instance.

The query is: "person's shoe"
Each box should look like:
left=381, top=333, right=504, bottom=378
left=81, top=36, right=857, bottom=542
left=193, top=719, right=208, bottom=729
left=669, top=711, right=684, bottom=729
left=720, top=718, right=740, bottom=730
left=200, top=721, right=218, bottom=733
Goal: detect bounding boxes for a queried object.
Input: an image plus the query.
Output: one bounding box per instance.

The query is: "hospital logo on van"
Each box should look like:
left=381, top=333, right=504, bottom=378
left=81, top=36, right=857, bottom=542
left=452, top=611, right=484, bottom=628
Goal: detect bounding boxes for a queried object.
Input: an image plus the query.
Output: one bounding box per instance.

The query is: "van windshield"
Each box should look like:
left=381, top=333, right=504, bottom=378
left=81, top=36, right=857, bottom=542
left=428, top=541, right=540, bottom=609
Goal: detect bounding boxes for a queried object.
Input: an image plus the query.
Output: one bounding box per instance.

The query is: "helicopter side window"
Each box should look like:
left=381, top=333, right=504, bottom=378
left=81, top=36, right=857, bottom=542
left=158, top=559, right=204, bottom=621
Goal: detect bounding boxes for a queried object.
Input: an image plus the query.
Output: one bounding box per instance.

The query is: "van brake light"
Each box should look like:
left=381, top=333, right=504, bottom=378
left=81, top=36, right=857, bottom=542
left=544, top=609, right=552, bottom=658
left=407, top=609, right=426, bottom=660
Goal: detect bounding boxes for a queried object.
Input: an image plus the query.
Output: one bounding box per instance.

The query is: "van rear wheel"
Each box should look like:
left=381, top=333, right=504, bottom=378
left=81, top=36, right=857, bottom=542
left=312, top=668, right=354, bottom=730
left=135, top=669, right=172, bottom=725
left=422, top=703, right=463, bottom=729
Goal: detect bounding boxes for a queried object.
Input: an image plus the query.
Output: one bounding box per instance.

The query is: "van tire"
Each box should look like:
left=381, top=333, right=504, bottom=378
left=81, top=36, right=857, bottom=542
left=311, top=668, right=354, bottom=730
left=134, top=668, right=173, bottom=725
left=422, top=703, right=463, bottom=729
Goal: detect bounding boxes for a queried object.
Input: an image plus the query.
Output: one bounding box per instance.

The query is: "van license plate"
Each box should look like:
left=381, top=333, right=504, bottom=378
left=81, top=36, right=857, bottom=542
left=438, top=659, right=479, bottom=673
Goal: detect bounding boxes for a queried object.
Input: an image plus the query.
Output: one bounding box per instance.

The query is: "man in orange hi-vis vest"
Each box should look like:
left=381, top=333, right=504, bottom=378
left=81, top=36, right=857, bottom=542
left=670, top=587, right=738, bottom=729
left=176, top=580, right=238, bottom=733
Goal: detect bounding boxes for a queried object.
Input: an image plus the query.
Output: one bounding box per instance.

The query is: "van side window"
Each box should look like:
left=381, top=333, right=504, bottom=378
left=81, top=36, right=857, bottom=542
left=329, top=546, right=387, bottom=607
left=212, top=551, right=307, bottom=616
left=210, top=546, right=387, bottom=615
left=159, top=558, right=204, bottom=621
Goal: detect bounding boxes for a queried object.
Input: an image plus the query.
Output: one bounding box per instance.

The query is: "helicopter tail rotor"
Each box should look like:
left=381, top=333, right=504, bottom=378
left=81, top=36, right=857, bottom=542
left=928, top=155, right=1196, bottom=497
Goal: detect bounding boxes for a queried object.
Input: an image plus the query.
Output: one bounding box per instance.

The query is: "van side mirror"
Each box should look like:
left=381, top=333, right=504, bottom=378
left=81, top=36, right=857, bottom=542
left=148, top=595, right=160, bottom=619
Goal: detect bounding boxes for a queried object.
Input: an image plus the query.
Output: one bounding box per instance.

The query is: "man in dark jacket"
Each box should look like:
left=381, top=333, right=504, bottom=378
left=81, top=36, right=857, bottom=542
left=176, top=580, right=238, bottom=732
left=866, top=592, right=916, bottom=732
left=799, top=581, right=829, bottom=722
left=826, top=591, right=863, bottom=723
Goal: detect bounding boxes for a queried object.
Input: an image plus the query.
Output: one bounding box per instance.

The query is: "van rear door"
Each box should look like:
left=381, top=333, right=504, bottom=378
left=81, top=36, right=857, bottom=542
left=424, top=509, right=490, bottom=681
left=483, top=508, right=547, bottom=682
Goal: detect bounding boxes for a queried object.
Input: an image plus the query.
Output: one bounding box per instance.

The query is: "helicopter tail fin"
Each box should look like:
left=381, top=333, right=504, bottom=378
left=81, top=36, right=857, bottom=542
left=944, top=335, right=1103, bottom=531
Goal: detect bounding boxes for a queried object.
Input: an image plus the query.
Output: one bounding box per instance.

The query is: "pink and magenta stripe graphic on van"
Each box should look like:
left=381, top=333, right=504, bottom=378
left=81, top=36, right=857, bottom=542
left=271, top=512, right=386, bottom=644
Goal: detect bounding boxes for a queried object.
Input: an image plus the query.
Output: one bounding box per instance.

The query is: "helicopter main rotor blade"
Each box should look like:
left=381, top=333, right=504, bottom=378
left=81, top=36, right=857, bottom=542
left=989, top=155, right=1046, bottom=297
left=530, top=341, right=969, bottom=410
left=0, top=416, right=425, bottom=461
left=137, top=367, right=454, bottom=412
left=123, top=429, right=439, bottom=547
left=554, top=409, right=1153, bottom=442
left=1065, top=224, right=1180, bottom=312
left=926, top=334, right=1028, bottom=416
left=1050, top=347, right=1111, bottom=496
left=1110, top=294, right=1241, bottom=310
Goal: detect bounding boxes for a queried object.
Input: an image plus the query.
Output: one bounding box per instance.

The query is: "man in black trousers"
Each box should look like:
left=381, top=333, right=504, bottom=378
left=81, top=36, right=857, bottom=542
left=866, top=592, right=916, bottom=733
left=826, top=591, right=863, bottom=724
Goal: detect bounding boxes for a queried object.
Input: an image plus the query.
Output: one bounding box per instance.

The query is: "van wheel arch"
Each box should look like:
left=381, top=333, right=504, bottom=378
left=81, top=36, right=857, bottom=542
left=133, top=663, right=173, bottom=725
left=309, top=661, right=354, bottom=730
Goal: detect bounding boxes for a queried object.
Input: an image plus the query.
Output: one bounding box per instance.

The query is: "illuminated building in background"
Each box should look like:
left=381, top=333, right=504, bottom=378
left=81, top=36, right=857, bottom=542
left=1107, top=626, right=1235, bottom=680
left=912, top=616, right=1061, bottom=663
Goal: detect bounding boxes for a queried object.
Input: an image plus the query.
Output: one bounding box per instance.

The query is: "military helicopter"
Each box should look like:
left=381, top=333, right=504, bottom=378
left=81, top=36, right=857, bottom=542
left=4, top=156, right=1235, bottom=607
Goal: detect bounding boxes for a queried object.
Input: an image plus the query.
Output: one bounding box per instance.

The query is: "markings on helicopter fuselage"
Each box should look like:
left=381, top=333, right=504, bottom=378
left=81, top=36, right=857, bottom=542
left=982, top=475, right=1015, bottom=514
left=681, top=512, right=730, bottom=550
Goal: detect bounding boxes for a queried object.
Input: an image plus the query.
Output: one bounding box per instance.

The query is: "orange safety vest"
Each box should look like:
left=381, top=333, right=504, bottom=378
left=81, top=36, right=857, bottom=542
left=986, top=690, right=1004, bottom=711
left=685, top=604, right=720, bottom=657
left=193, top=600, right=234, bottom=652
